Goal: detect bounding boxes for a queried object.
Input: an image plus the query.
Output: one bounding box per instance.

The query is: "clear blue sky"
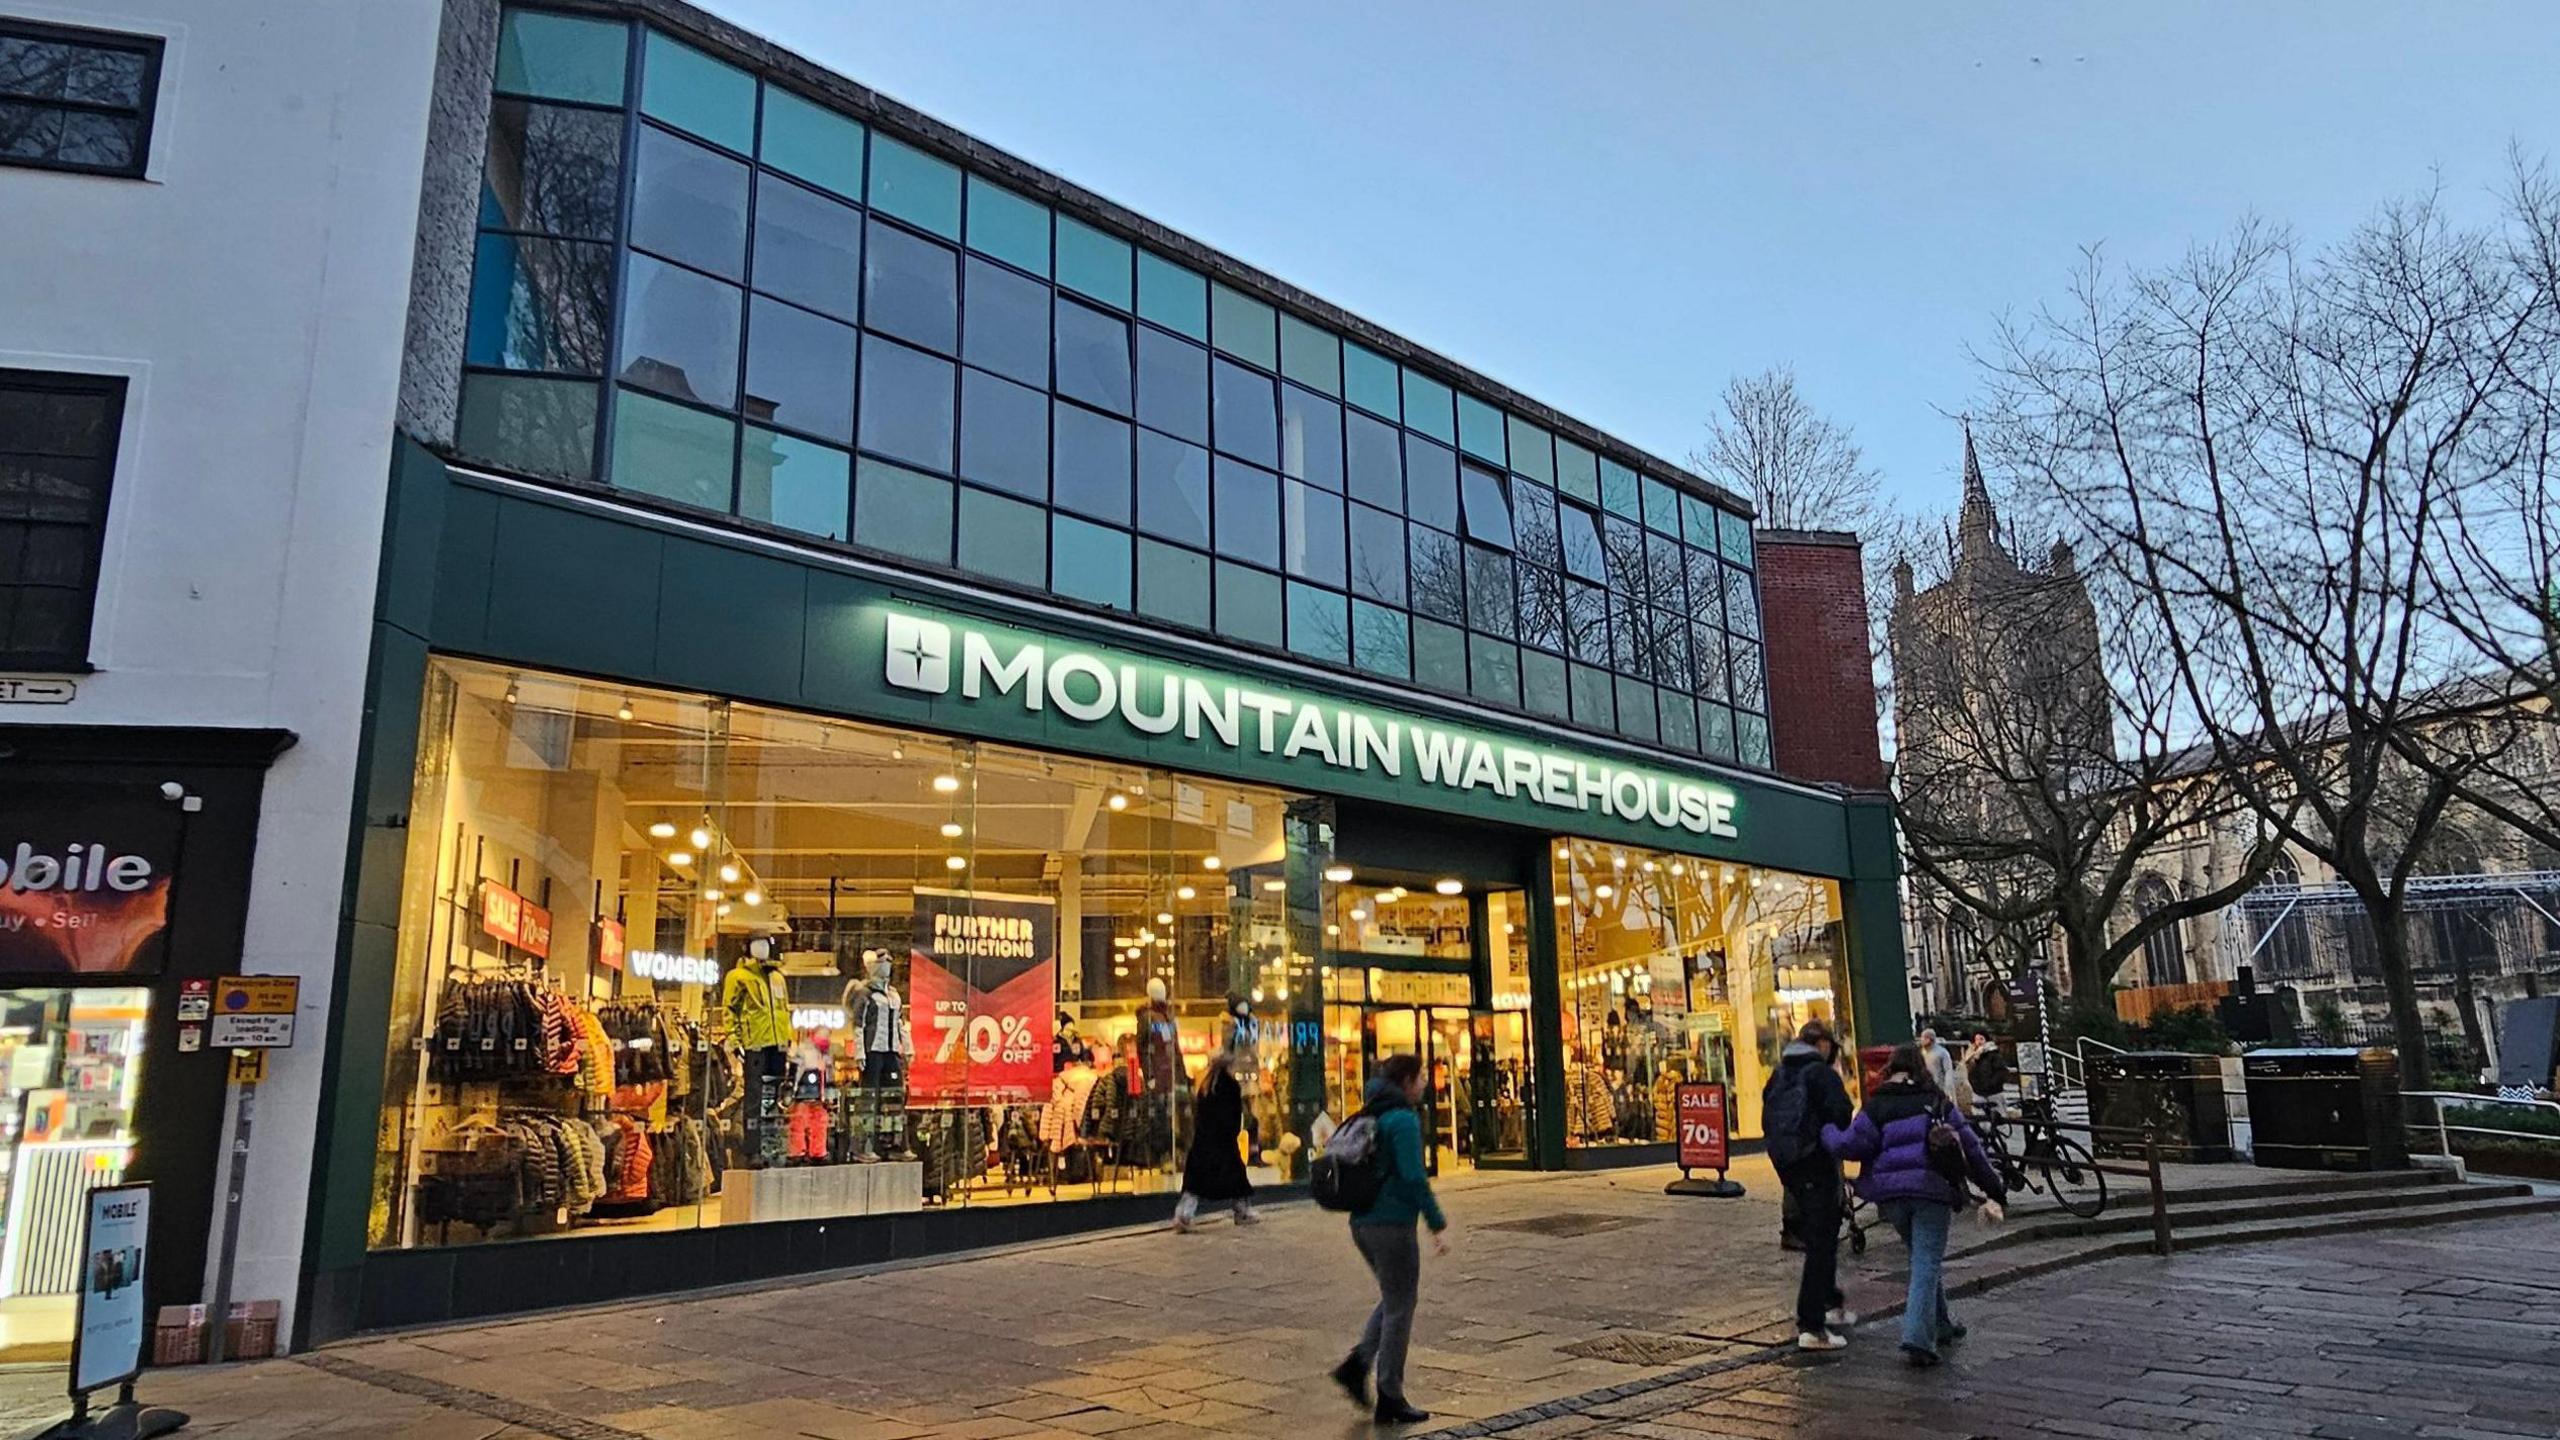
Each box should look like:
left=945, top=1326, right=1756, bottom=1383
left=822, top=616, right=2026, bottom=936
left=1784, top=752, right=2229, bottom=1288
left=709, top=0, right=2560, bottom=520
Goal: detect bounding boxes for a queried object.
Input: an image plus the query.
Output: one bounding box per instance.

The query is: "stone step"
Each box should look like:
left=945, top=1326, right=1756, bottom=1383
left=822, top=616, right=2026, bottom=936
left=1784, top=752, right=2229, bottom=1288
left=1929, top=1191, right=2560, bottom=1301
left=1963, top=1177, right=2535, bottom=1255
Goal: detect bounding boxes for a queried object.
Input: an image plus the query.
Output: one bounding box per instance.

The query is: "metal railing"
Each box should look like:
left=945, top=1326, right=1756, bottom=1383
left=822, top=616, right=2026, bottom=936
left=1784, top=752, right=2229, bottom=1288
left=1977, top=1105, right=2175, bottom=1256
left=2404, top=1091, right=2560, bottom=1157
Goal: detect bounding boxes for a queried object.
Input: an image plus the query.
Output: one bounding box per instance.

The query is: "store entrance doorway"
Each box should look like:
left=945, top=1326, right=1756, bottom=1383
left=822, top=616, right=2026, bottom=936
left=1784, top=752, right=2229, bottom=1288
left=1322, top=878, right=1538, bottom=1175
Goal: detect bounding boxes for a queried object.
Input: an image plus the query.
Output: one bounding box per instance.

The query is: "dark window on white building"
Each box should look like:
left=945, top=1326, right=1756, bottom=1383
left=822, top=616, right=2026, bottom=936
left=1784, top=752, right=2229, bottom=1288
left=0, top=369, right=127, bottom=670
left=0, top=19, right=163, bottom=178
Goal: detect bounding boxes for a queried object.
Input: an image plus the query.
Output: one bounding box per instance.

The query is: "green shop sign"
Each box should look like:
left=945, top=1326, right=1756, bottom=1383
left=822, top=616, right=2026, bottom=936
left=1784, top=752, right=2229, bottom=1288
left=874, top=603, right=1744, bottom=845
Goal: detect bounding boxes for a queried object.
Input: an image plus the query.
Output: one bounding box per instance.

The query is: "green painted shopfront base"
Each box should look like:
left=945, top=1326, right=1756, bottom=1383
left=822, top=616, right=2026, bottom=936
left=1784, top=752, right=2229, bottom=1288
left=296, top=444, right=1908, bottom=1345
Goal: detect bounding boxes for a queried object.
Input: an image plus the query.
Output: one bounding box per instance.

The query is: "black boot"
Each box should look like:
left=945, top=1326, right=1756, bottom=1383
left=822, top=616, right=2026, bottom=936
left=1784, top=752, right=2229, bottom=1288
left=1328, top=1354, right=1369, bottom=1409
left=1374, top=1396, right=1431, bottom=1425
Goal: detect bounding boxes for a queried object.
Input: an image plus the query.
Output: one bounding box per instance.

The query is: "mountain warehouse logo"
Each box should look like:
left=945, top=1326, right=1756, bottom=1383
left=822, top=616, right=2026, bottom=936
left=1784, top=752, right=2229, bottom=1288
left=879, top=607, right=1740, bottom=841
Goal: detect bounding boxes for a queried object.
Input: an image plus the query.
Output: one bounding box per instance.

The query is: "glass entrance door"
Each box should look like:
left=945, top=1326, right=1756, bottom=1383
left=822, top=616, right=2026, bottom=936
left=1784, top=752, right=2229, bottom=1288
left=1361, top=1006, right=1471, bottom=1175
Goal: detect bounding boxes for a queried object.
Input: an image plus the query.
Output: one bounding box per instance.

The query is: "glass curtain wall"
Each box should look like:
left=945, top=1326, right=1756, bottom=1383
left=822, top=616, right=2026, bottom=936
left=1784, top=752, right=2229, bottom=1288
left=455, top=7, right=1775, bottom=769
left=1551, top=840, right=1852, bottom=1144
left=370, top=657, right=1328, bottom=1251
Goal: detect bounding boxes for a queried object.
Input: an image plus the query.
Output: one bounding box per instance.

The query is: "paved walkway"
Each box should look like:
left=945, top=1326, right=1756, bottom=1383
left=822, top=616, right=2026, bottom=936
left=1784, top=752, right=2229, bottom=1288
left=0, top=1165, right=2546, bottom=1438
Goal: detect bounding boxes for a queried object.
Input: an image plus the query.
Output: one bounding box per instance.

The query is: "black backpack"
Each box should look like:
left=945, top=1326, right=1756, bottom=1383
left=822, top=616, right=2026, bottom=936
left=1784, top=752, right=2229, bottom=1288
left=1761, top=1063, right=1818, bottom=1169
left=1311, top=1105, right=1392, bottom=1213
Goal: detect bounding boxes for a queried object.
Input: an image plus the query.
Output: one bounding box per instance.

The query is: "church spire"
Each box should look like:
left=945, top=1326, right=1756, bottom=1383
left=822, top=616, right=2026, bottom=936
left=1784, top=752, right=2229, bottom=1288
left=1956, top=417, right=2003, bottom=568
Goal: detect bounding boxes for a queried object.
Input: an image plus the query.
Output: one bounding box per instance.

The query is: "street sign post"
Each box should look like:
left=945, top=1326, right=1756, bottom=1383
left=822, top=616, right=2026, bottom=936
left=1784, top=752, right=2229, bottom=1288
left=202, top=975, right=296, bottom=1366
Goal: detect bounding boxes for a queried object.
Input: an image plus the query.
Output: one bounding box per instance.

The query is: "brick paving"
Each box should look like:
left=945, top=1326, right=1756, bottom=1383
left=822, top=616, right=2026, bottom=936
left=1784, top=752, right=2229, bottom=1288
left=0, top=1166, right=2546, bottom=1438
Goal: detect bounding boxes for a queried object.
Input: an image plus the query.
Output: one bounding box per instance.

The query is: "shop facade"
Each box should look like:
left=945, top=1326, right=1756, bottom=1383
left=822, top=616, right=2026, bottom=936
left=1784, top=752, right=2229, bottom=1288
left=0, top=727, right=291, bottom=1358
left=297, top=0, right=1904, bottom=1342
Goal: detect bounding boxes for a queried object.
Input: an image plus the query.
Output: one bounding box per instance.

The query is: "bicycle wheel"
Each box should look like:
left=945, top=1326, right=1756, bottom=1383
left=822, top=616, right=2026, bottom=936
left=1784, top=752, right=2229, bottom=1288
left=2037, top=1135, right=2108, bottom=1219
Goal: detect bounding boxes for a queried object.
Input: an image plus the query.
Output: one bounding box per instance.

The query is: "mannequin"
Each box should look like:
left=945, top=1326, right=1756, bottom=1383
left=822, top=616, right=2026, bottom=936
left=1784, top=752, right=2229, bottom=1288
left=1135, top=978, right=1180, bottom=1166
left=788, top=1030, right=833, bottom=1163
left=841, top=951, right=912, bottom=1161
left=721, top=938, right=791, bottom=1167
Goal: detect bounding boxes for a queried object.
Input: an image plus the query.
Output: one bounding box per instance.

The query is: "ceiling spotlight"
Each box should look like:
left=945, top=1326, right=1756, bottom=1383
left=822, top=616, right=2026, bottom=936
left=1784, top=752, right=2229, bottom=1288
left=690, top=827, right=713, bottom=851
left=1323, top=865, right=1354, bottom=883
left=1114, top=964, right=1128, bottom=977
left=1262, top=878, right=1287, bottom=893
left=719, top=863, right=741, bottom=884
left=742, top=888, right=762, bottom=906
left=1350, top=907, right=1369, bottom=922
left=667, top=851, right=693, bottom=866
left=1156, top=911, right=1174, bottom=924
left=1596, top=884, right=1615, bottom=899
left=1641, top=861, right=1658, bottom=873
left=703, top=888, right=724, bottom=902
left=945, top=855, right=968, bottom=871
left=503, top=681, right=519, bottom=705
left=1671, top=863, right=1686, bottom=877
left=616, top=699, right=634, bottom=721
left=1251, top=987, right=1266, bottom=1004
left=940, top=822, right=964, bottom=838
left=1202, top=856, right=1223, bottom=871
left=1433, top=878, right=1463, bottom=896
left=648, top=821, right=677, bottom=839
left=892, top=744, right=905, bottom=760
left=1325, top=924, right=1341, bottom=937
left=1375, top=891, right=1399, bottom=907
left=1176, top=885, right=1197, bottom=901
left=716, top=902, right=732, bottom=916
left=1612, top=855, right=1626, bottom=869
left=1106, top=793, right=1128, bottom=811
left=932, top=774, right=961, bottom=793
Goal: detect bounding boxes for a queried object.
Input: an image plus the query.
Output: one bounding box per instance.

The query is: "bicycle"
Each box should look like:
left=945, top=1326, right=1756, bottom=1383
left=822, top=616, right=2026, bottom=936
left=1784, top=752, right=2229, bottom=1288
left=1976, top=1095, right=2108, bottom=1220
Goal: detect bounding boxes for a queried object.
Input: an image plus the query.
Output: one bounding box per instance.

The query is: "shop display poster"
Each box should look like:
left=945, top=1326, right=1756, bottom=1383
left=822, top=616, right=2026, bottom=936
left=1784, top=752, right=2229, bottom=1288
left=1674, top=1083, right=1730, bottom=1172
left=71, top=1183, right=149, bottom=1395
left=0, top=783, right=181, bottom=976
left=908, top=889, right=1055, bottom=1103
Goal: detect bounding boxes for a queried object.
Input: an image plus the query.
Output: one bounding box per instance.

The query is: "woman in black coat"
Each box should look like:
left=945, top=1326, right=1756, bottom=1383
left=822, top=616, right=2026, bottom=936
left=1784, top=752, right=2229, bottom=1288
left=1174, top=1053, right=1257, bottom=1231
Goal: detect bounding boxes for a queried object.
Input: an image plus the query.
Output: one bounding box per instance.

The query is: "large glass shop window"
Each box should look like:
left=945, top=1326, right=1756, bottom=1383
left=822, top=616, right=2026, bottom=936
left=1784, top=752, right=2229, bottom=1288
left=1550, top=840, right=1852, bottom=1144
left=370, top=658, right=1328, bottom=1249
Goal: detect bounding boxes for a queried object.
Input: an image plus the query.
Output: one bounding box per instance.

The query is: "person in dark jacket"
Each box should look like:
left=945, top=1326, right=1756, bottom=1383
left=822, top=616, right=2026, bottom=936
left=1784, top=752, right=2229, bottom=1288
left=1964, top=1032, right=2011, bottom=1105
left=1173, top=1053, right=1256, bottom=1231
left=1823, top=1042, right=2006, bottom=1367
left=1329, top=1054, right=1447, bottom=1427
left=1763, top=1020, right=1857, bottom=1349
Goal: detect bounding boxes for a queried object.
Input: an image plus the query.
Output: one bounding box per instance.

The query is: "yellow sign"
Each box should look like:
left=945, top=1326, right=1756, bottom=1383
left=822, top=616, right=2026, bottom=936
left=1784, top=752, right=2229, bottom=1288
left=216, top=976, right=298, bottom=1014
left=229, top=1050, right=267, bottom=1084
left=211, top=975, right=300, bottom=1049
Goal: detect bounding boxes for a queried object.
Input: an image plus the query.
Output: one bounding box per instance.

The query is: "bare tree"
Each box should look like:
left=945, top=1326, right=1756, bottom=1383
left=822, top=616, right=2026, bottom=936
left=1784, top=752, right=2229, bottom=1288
left=1978, top=181, right=2560, bottom=1088
left=1693, top=366, right=1883, bottom=533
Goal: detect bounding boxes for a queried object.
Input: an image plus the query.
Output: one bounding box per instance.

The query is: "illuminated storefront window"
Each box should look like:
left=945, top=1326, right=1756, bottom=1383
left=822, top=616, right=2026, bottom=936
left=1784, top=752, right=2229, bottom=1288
left=371, top=657, right=1327, bottom=1249
left=1552, top=840, right=1851, bottom=1143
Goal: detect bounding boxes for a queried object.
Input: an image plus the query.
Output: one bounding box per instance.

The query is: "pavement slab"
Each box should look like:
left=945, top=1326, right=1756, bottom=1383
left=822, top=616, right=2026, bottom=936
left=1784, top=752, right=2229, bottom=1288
left=0, top=1164, right=2548, bottom=1438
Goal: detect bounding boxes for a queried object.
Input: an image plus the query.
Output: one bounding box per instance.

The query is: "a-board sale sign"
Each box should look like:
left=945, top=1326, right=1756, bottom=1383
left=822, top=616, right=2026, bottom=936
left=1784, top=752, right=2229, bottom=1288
left=1674, top=1082, right=1731, bottom=1172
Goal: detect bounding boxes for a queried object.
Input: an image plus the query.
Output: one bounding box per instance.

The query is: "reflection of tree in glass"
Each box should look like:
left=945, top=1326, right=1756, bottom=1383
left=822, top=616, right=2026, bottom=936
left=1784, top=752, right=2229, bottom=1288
left=0, top=34, right=147, bottom=167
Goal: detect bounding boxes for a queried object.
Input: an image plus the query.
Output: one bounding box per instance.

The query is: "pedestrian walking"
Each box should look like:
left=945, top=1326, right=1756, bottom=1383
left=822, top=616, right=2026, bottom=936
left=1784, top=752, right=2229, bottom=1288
left=1172, top=1052, right=1256, bottom=1231
left=1963, top=1031, right=2010, bottom=1106
left=1822, top=1042, right=2006, bottom=1368
left=1327, top=1054, right=1447, bottom=1427
left=1763, top=1020, right=1857, bottom=1350
left=1917, top=1026, right=1963, bottom=1099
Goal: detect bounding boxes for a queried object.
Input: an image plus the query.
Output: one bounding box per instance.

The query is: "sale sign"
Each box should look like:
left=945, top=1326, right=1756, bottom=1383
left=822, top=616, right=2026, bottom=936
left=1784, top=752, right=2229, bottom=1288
left=1675, top=1082, right=1730, bottom=1173
left=907, top=888, right=1055, bottom=1103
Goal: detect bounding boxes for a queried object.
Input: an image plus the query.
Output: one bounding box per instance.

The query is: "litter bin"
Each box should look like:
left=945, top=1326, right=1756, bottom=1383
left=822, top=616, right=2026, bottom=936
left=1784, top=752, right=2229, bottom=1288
left=2241, top=1047, right=2406, bottom=1171
left=2087, top=1051, right=2233, bottom=1162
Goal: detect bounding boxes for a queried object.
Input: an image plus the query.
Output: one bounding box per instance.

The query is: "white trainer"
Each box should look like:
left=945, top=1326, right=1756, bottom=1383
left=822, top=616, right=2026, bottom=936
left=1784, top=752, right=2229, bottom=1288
left=1796, top=1330, right=1848, bottom=1352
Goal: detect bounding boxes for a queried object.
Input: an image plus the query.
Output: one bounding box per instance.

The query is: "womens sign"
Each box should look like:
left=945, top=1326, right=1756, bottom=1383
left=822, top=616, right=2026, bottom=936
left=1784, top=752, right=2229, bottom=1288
left=907, top=889, right=1055, bottom=1103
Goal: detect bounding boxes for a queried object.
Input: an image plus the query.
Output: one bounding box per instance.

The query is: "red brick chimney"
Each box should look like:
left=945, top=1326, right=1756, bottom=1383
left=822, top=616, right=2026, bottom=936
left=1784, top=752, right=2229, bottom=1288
left=1754, top=529, right=1887, bottom=792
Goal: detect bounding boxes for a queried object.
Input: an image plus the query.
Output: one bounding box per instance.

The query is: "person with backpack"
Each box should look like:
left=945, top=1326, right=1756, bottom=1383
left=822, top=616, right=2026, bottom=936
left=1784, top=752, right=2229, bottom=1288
left=1318, top=1054, right=1446, bottom=1427
left=1763, top=1020, right=1857, bottom=1350
left=1822, top=1042, right=2006, bottom=1368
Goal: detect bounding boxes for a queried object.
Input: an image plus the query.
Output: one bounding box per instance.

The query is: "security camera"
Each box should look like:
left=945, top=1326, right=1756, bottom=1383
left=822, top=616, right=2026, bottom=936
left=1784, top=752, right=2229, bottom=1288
left=159, top=782, right=186, bottom=802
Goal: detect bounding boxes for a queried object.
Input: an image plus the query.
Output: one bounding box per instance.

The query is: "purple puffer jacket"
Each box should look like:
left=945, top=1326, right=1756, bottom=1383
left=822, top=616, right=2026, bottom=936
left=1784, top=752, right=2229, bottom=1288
left=1822, top=1080, right=2006, bottom=1208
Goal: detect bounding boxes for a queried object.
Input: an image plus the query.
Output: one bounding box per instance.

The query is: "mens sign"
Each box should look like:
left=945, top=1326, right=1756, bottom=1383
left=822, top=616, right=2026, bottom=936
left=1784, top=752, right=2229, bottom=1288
left=879, top=608, right=1741, bottom=843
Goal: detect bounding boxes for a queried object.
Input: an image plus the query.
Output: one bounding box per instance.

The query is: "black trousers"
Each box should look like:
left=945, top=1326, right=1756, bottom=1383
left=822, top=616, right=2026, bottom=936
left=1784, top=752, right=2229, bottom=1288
left=1779, top=1158, right=1844, bottom=1333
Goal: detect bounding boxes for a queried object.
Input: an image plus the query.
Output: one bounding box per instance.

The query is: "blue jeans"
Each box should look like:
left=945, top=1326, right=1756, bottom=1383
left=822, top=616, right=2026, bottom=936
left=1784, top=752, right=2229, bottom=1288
left=1878, top=1199, right=1955, bottom=1356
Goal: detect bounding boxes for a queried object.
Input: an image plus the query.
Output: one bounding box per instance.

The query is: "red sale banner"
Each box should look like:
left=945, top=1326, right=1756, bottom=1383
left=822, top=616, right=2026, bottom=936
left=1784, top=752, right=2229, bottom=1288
left=907, top=888, right=1055, bottom=1104
left=1675, top=1082, right=1730, bottom=1172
